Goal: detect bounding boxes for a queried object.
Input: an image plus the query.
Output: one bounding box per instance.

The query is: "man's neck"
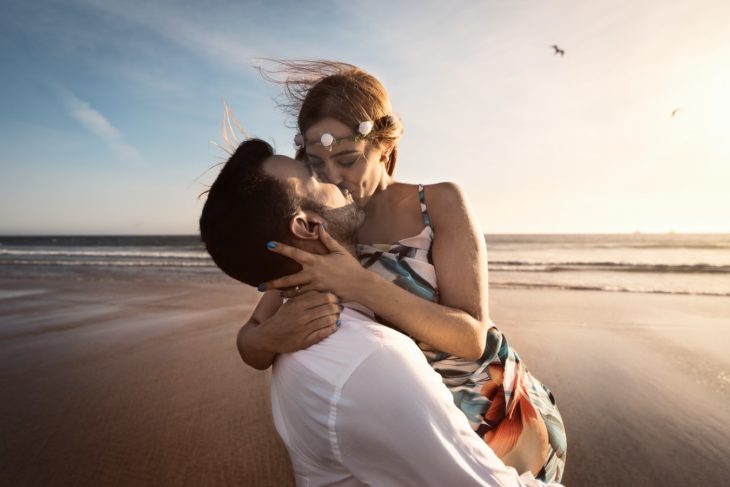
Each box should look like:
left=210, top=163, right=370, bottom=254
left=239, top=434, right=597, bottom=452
left=297, top=239, right=356, bottom=257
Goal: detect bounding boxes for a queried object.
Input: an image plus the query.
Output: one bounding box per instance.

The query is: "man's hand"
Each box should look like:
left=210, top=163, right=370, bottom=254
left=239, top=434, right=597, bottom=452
left=258, top=225, right=367, bottom=302
left=252, top=290, right=342, bottom=354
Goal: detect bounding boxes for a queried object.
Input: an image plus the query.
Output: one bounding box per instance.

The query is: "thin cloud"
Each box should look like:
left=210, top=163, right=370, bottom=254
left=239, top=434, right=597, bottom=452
left=114, top=64, right=192, bottom=97
left=77, top=0, right=259, bottom=73
left=76, top=0, right=353, bottom=74
left=61, top=91, right=140, bottom=161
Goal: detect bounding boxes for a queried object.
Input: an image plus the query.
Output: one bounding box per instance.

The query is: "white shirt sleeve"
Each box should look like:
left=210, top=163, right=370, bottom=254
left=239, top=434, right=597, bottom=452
left=333, top=343, right=561, bottom=487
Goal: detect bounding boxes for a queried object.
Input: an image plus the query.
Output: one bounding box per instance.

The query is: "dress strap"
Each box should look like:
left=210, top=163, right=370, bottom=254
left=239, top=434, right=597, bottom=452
left=417, top=184, right=433, bottom=228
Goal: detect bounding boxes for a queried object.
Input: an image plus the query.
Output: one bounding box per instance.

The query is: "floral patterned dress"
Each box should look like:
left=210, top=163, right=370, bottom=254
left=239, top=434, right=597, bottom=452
left=355, top=185, right=567, bottom=483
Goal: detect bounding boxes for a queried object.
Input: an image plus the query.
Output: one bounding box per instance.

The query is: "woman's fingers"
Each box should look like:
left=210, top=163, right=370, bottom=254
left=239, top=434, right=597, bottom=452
left=297, top=291, right=340, bottom=309
left=301, top=310, right=339, bottom=330
left=304, top=301, right=342, bottom=322
left=266, top=241, right=316, bottom=265
left=301, top=319, right=339, bottom=347
left=318, top=225, right=345, bottom=253
left=279, top=285, right=312, bottom=300
left=283, top=290, right=335, bottom=308
left=302, top=326, right=338, bottom=348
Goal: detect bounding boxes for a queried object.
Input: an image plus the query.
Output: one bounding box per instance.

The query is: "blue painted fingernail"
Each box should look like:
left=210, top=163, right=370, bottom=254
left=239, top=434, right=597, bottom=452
left=266, top=241, right=277, bottom=249
left=336, top=319, right=341, bottom=328
left=257, top=284, right=267, bottom=292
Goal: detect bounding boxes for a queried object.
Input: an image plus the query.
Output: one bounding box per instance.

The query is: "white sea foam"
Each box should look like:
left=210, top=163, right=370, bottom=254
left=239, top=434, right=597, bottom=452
left=0, top=259, right=213, bottom=267
left=0, top=248, right=209, bottom=259
left=0, top=289, right=49, bottom=300
left=489, top=282, right=730, bottom=297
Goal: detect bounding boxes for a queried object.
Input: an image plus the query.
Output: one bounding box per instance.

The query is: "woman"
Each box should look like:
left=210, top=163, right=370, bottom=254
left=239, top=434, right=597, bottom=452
left=238, top=61, right=566, bottom=482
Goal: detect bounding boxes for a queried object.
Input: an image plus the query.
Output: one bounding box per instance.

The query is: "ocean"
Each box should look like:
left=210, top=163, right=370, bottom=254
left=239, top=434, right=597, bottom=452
left=1, top=234, right=729, bottom=297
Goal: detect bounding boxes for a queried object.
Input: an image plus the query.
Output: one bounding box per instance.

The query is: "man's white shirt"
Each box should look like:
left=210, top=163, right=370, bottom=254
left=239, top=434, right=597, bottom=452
left=271, top=307, right=562, bottom=487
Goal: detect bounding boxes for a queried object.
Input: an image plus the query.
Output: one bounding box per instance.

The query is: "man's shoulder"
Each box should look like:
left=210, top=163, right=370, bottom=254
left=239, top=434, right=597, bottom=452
left=273, top=309, right=418, bottom=388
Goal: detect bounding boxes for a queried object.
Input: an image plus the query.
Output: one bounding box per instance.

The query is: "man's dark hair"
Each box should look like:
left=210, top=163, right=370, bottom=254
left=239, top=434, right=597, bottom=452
left=200, top=139, right=303, bottom=286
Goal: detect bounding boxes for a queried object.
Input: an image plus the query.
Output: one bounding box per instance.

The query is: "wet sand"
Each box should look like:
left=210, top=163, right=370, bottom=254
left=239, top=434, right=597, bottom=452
left=1, top=274, right=728, bottom=486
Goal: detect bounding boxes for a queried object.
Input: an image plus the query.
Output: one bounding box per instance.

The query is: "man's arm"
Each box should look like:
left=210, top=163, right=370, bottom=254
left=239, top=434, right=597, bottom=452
left=334, top=339, right=560, bottom=487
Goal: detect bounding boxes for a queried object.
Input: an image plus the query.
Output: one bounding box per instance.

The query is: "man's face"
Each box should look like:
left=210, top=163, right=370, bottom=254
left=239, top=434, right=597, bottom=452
left=264, top=155, right=350, bottom=209
left=262, top=155, right=364, bottom=246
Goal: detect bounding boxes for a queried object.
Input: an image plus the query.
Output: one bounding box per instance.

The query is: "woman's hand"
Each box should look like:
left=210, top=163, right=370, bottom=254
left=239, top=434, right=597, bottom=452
left=259, top=225, right=367, bottom=302
left=251, top=290, right=343, bottom=354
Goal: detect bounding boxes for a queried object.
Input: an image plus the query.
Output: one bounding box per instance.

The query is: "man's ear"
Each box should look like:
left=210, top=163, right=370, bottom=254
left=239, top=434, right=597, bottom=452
left=289, top=210, right=325, bottom=241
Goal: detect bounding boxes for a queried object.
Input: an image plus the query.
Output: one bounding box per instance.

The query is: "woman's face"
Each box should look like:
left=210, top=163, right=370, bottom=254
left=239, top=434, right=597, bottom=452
left=303, top=117, right=389, bottom=207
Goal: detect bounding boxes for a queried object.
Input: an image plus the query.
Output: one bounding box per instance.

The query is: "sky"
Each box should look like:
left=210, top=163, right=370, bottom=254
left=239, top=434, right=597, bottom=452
left=1, top=0, right=728, bottom=235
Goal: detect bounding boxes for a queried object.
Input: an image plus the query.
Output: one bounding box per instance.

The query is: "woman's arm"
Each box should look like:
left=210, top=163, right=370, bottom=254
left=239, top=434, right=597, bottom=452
left=237, top=290, right=342, bottom=370
left=261, top=183, right=490, bottom=361
left=237, top=291, right=282, bottom=370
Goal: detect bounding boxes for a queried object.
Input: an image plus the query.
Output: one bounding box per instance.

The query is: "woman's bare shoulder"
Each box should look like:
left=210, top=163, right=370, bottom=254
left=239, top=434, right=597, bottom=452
left=388, top=182, right=465, bottom=202
left=383, top=182, right=423, bottom=208
left=387, top=181, right=421, bottom=194
left=420, top=182, right=474, bottom=232
left=422, top=182, right=467, bottom=208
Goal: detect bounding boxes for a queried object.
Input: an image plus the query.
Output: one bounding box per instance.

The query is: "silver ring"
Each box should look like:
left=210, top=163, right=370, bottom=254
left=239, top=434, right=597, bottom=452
left=295, top=285, right=302, bottom=295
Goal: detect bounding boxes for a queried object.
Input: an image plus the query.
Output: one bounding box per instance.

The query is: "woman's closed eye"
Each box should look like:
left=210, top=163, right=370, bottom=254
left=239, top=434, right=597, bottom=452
left=306, top=157, right=358, bottom=169
left=335, top=158, right=358, bottom=168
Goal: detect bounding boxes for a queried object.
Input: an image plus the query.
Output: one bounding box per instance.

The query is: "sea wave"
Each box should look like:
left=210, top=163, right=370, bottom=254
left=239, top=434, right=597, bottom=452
left=0, top=248, right=209, bottom=259
left=0, top=259, right=214, bottom=268
left=488, top=261, right=730, bottom=274
left=484, top=234, right=730, bottom=250
left=4, top=254, right=728, bottom=274
left=490, top=281, right=730, bottom=297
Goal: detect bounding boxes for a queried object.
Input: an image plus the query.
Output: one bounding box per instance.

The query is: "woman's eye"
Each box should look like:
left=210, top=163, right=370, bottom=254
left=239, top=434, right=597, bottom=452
left=337, top=159, right=358, bottom=168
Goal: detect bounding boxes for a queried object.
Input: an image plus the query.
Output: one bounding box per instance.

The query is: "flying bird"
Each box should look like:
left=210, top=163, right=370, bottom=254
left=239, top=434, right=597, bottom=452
left=550, top=45, right=565, bottom=56
left=671, top=107, right=681, bottom=117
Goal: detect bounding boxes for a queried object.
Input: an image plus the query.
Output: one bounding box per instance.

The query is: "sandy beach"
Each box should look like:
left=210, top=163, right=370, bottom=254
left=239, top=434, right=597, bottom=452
left=1, top=273, right=728, bottom=486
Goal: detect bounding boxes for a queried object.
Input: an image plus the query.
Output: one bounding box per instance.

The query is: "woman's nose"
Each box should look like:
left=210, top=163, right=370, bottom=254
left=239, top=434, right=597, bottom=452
left=324, top=163, right=343, bottom=185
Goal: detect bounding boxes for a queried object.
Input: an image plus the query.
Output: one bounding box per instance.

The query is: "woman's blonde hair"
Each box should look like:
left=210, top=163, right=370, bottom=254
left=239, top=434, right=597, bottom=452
left=259, top=60, right=404, bottom=175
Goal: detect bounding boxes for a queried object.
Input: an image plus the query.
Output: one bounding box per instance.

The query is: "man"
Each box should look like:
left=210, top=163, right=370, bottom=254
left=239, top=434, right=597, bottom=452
left=200, top=139, right=561, bottom=486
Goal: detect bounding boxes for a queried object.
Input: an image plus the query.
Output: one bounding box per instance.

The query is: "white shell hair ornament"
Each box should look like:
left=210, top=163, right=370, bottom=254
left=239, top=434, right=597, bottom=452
left=293, top=120, right=375, bottom=151
left=358, top=121, right=374, bottom=136
left=320, top=132, right=335, bottom=149
left=293, top=133, right=304, bottom=149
